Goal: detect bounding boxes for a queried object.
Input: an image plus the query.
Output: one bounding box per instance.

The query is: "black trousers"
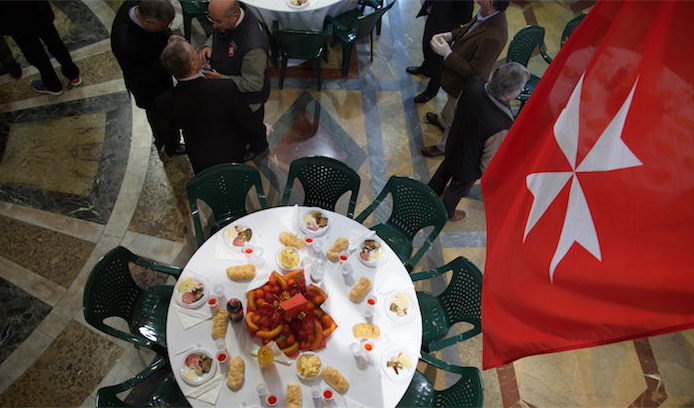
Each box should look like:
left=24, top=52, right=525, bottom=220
left=146, top=107, right=180, bottom=156
left=428, top=159, right=475, bottom=218
left=0, top=36, right=17, bottom=67
left=421, top=20, right=446, bottom=96
left=11, top=23, right=78, bottom=92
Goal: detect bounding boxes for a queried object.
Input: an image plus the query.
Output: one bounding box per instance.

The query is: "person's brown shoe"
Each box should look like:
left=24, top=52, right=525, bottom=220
left=449, top=210, right=466, bottom=221
left=421, top=145, right=445, bottom=157
left=425, top=112, right=445, bottom=131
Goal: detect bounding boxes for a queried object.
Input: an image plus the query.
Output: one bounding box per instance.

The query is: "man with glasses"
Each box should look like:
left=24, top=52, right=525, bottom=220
left=111, top=0, right=185, bottom=156
left=198, top=0, right=270, bottom=160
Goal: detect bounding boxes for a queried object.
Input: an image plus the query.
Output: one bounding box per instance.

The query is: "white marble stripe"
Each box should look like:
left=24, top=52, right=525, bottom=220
left=0, top=256, right=66, bottom=307
left=0, top=78, right=126, bottom=113
left=0, top=201, right=104, bottom=243
left=83, top=0, right=116, bottom=35
left=121, top=230, right=189, bottom=266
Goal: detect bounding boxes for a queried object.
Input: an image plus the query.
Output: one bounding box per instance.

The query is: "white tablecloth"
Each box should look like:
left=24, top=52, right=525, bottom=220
left=167, top=207, right=422, bottom=408
left=242, top=0, right=360, bottom=31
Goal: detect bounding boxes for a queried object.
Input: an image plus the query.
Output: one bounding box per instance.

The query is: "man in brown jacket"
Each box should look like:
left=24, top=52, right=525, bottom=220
left=421, top=0, right=509, bottom=157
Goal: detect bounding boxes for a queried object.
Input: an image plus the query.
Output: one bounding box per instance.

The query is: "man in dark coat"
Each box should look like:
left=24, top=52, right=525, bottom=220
left=111, top=0, right=183, bottom=156
left=428, top=62, right=529, bottom=221
left=0, top=1, right=80, bottom=94
left=156, top=41, right=268, bottom=174
left=406, top=0, right=473, bottom=104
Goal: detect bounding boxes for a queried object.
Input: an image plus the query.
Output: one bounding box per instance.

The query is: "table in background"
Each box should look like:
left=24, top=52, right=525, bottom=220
left=166, top=206, right=422, bottom=408
left=242, top=0, right=360, bottom=31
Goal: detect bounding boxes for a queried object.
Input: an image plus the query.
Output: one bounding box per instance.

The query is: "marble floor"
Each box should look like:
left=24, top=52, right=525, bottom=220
left=0, top=0, right=693, bottom=407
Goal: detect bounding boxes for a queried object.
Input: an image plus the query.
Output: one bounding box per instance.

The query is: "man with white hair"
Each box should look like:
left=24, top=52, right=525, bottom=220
left=427, top=62, right=530, bottom=221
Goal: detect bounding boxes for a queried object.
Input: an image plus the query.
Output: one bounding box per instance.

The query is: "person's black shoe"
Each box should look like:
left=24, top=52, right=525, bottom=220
left=172, top=143, right=186, bottom=155
left=414, top=91, right=436, bottom=104
left=7, top=62, right=21, bottom=79
left=425, top=112, right=445, bottom=131
left=406, top=66, right=432, bottom=77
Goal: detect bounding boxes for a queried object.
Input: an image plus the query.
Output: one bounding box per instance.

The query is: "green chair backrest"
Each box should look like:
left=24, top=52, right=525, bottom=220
left=397, top=353, right=484, bottom=408
left=561, top=13, right=586, bottom=47
left=186, top=163, right=268, bottom=247
left=178, top=0, right=209, bottom=14
left=281, top=156, right=361, bottom=217
left=354, top=0, right=395, bottom=40
left=506, top=25, right=547, bottom=66
left=273, top=27, right=332, bottom=60
left=439, top=257, right=482, bottom=335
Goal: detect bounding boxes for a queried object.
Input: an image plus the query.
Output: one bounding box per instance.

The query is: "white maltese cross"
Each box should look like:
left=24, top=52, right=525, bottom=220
left=523, top=74, right=643, bottom=282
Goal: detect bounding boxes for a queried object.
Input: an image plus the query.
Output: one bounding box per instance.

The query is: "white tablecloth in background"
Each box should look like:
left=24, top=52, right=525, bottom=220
left=242, top=0, right=360, bottom=31
left=166, top=206, right=422, bottom=408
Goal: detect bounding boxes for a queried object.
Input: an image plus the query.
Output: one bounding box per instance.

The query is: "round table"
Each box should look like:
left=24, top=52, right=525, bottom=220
left=241, top=0, right=360, bottom=31
left=167, top=206, right=422, bottom=408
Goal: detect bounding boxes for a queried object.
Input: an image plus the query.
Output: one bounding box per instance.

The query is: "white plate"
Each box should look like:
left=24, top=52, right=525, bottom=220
left=173, top=276, right=208, bottom=309
left=180, top=348, right=217, bottom=386
left=221, top=224, right=254, bottom=251
left=276, top=246, right=302, bottom=272
left=383, top=291, right=415, bottom=322
left=298, top=208, right=331, bottom=237
left=286, top=0, right=309, bottom=9
left=296, top=352, right=323, bottom=380
left=356, top=237, right=388, bottom=267
left=380, top=344, right=416, bottom=382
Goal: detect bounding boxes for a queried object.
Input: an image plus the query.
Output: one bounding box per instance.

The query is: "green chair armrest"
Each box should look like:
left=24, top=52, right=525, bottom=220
left=280, top=175, right=296, bottom=206
left=354, top=186, right=388, bottom=223
left=540, top=47, right=553, bottom=64
left=94, top=320, right=158, bottom=349
left=427, top=327, right=482, bottom=352
left=135, top=256, right=183, bottom=278
left=410, top=256, right=466, bottom=281
left=419, top=352, right=467, bottom=375
left=405, top=225, right=444, bottom=271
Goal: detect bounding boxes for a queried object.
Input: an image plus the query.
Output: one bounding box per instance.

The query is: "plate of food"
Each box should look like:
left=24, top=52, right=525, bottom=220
left=384, top=291, right=414, bottom=321
left=357, top=238, right=387, bottom=267
left=380, top=344, right=415, bottom=382
left=181, top=348, right=217, bottom=386
left=174, top=276, right=208, bottom=309
left=296, top=352, right=323, bottom=380
left=277, top=246, right=302, bottom=271
left=286, top=0, right=309, bottom=9
left=222, top=224, right=253, bottom=250
left=299, top=208, right=330, bottom=237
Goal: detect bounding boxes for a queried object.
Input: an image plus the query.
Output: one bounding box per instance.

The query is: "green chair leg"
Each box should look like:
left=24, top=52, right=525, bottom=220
left=279, top=56, right=288, bottom=89
left=315, top=58, right=322, bottom=91
left=341, top=42, right=353, bottom=76
left=183, top=15, right=193, bottom=41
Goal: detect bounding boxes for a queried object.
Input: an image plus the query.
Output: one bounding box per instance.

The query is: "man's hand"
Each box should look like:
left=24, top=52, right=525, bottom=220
left=432, top=31, right=453, bottom=43
left=264, top=123, right=273, bottom=137
left=430, top=36, right=452, bottom=57
left=168, top=34, right=185, bottom=43
left=203, top=70, right=222, bottom=79
left=199, top=47, right=212, bottom=63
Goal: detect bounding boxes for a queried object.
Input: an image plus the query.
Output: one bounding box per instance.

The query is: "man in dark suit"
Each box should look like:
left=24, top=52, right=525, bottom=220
left=111, top=0, right=184, bottom=156
left=428, top=62, right=528, bottom=221
left=156, top=41, right=269, bottom=174
left=406, top=0, right=473, bottom=104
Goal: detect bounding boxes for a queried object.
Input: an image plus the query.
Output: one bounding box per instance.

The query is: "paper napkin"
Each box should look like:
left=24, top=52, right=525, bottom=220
left=280, top=204, right=299, bottom=234
left=185, top=374, right=224, bottom=405
left=347, top=229, right=376, bottom=252
left=342, top=395, right=371, bottom=408
left=250, top=341, right=293, bottom=365
left=172, top=304, right=212, bottom=329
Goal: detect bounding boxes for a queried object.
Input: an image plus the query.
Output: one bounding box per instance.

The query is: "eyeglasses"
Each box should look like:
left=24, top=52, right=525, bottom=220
left=206, top=14, right=225, bottom=25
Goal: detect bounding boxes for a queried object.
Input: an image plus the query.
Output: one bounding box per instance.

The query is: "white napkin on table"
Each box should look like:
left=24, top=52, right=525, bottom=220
left=172, top=304, right=212, bottom=329
left=185, top=374, right=224, bottom=405
left=249, top=341, right=293, bottom=365
left=280, top=204, right=299, bottom=234
left=341, top=395, right=371, bottom=408
left=347, top=229, right=376, bottom=252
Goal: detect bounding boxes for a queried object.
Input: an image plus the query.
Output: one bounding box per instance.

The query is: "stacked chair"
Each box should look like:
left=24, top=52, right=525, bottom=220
left=561, top=13, right=586, bottom=47
left=271, top=21, right=333, bottom=90
left=505, top=25, right=552, bottom=114
left=177, top=0, right=209, bottom=41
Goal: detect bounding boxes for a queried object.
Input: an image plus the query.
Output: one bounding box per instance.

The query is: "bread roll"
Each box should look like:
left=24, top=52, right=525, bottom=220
left=326, top=237, right=349, bottom=262
left=323, top=365, right=349, bottom=393
left=286, top=384, right=302, bottom=408
left=226, top=264, right=256, bottom=281
left=349, top=276, right=372, bottom=303
left=226, top=356, right=244, bottom=391
left=280, top=231, right=305, bottom=249
left=211, top=309, right=229, bottom=340
left=352, top=323, right=380, bottom=339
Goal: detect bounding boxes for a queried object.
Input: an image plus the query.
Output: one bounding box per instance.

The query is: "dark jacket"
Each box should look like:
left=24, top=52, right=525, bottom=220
left=210, top=6, right=270, bottom=105
left=417, top=0, right=473, bottom=31
left=444, top=76, right=513, bottom=182
left=0, top=1, right=54, bottom=35
left=155, top=77, right=268, bottom=174
left=111, top=0, right=173, bottom=109
left=441, top=11, right=508, bottom=98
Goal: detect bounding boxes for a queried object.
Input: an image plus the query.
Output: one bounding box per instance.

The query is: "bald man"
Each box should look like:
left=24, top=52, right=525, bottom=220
left=199, top=0, right=270, bottom=122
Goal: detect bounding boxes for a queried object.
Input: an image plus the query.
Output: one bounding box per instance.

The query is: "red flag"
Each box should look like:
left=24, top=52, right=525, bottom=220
left=481, top=0, right=694, bottom=369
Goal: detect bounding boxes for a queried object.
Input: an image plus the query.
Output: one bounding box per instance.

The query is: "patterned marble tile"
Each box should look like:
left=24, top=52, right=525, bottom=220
left=0, top=92, right=131, bottom=224
left=0, top=278, right=52, bottom=365
left=649, top=330, right=694, bottom=401
left=127, top=146, right=194, bottom=243
left=0, top=320, right=123, bottom=407
left=0, top=215, right=94, bottom=288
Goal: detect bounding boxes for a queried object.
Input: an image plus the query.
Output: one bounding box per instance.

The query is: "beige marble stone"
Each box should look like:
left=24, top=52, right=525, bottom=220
left=0, top=368, right=12, bottom=395
left=120, top=230, right=187, bottom=265
left=0, top=256, right=66, bottom=306
left=650, top=330, right=694, bottom=400
left=0, top=201, right=103, bottom=243
left=117, top=344, right=158, bottom=379
left=0, top=328, right=53, bottom=382
left=36, top=309, right=71, bottom=340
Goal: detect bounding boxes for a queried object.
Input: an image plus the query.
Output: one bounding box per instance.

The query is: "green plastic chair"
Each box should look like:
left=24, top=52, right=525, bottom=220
left=505, top=25, right=553, bottom=66
left=96, top=355, right=190, bottom=407
left=396, top=352, right=484, bottom=408
left=515, top=73, right=540, bottom=116
left=358, top=0, right=384, bottom=35
left=186, top=163, right=268, bottom=247
left=177, top=0, right=209, bottom=41
left=355, top=175, right=447, bottom=271
left=410, top=257, right=482, bottom=352
left=561, top=13, right=586, bottom=47
left=325, top=0, right=396, bottom=76
left=83, top=246, right=182, bottom=354
left=281, top=156, right=361, bottom=218
left=272, top=21, right=332, bottom=90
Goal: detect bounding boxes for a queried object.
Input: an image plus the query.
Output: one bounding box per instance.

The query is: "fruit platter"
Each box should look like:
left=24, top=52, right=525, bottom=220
left=245, top=269, right=337, bottom=356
